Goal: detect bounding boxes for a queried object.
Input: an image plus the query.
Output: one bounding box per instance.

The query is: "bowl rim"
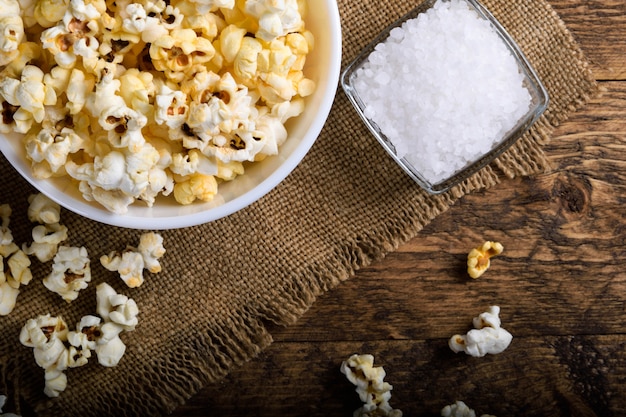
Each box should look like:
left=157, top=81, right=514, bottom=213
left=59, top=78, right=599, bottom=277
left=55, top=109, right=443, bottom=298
left=341, top=0, right=549, bottom=194
left=0, top=3, right=343, bottom=229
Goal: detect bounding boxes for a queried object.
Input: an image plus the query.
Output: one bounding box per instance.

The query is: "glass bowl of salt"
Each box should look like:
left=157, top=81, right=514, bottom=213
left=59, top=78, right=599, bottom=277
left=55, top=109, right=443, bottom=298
left=341, top=0, right=549, bottom=194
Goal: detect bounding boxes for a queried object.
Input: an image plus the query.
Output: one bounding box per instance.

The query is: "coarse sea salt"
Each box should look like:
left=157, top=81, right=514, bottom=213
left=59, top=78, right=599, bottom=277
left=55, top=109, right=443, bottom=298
left=352, top=0, right=532, bottom=186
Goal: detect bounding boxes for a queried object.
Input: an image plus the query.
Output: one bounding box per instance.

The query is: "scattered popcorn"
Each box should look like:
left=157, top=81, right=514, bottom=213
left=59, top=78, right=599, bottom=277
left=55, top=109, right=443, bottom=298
left=68, top=312, right=127, bottom=368
left=340, top=354, right=403, bottom=417
left=0, top=283, right=19, bottom=317
left=0, top=204, right=33, bottom=315
left=100, top=250, right=144, bottom=288
left=100, top=232, right=165, bottom=287
left=19, top=314, right=74, bottom=397
left=3, top=0, right=315, bottom=214
left=0, top=394, right=21, bottom=417
left=467, top=241, right=503, bottom=279
left=20, top=284, right=139, bottom=396
left=42, top=245, right=91, bottom=302
left=95, top=282, right=139, bottom=331
left=93, top=321, right=127, bottom=367
left=22, top=222, right=68, bottom=262
left=26, top=193, right=61, bottom=224
left=22, top=193, right=68, bottom=262
left=449, top=306, right=512, bottom=357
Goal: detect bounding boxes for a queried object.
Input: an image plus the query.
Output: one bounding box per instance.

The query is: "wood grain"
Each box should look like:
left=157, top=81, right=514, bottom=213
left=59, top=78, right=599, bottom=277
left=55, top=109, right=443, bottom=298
left=170, top=0, right=626, bottom=415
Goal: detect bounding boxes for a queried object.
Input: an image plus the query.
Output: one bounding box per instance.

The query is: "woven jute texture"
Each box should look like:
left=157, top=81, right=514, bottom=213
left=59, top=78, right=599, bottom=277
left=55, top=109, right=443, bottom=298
left=0, top=0, right=598, bottom=415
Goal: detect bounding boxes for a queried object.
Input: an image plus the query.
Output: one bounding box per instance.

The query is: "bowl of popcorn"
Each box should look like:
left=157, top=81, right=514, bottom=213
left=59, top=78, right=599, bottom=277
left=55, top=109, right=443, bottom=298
left=341, top=0, right=548, bottom=194
left=0, top=0, right=341, bottom=229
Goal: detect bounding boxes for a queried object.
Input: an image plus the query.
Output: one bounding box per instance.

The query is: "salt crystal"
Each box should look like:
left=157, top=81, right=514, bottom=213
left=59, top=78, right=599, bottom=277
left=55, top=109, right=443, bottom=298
left=374, top=72, right=391, bottom=86
left=352, top=0, right=533, bottom=186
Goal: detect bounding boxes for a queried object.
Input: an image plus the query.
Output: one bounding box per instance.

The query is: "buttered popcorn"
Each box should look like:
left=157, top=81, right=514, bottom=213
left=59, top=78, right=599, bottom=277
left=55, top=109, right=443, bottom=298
left=0, top=0, right=315, bottom=214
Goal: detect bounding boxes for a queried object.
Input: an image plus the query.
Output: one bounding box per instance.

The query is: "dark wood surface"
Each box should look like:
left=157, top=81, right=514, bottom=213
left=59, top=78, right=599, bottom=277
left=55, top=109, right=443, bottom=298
left=171, top=1, right=626, bottom=415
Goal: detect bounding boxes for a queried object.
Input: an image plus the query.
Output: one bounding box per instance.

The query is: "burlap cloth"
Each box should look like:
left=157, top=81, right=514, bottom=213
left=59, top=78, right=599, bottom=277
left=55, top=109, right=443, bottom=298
left=0, top=0, right=598, bottom=415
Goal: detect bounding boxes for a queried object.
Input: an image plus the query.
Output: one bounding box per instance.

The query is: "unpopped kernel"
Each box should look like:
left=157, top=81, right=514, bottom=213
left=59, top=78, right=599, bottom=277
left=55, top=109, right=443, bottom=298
left=1, top=0, right=315, bottom=213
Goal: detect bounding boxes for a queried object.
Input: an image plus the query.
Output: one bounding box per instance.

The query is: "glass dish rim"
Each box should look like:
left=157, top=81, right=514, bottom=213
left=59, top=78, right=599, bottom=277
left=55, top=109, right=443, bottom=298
left=340, top=0, right=550, bottom=194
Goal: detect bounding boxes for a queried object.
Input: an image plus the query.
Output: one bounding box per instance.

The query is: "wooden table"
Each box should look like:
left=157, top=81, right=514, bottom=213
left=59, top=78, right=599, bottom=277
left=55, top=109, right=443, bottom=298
left=171, top=1, right=626, bottom=415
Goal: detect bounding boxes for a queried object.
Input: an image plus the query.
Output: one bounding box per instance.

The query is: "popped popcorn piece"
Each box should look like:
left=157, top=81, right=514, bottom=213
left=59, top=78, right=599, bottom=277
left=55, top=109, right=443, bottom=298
left=42, top=369, right=67, bottom=398
left=120, top=2, right=170, bottom=44
left=0, top=283, right=19, bottom=316
left=137, top=231, right=165, bottom=273
left=0, top=42, right=42, bottom=81
left=173, top=173, right=217, bottom=205
left=340, top=354, right=403, bottom=417
left=23, top=111, right=85, bottom=178
left=149, top=28, right=215, bottom=82
left=22, top=222, right=69, bottom=262
left=67, top=314, right=125, bottom=367
left=75, top=178, right=137, bottom=214
left=0, top=0, right=25, bottom=66
left=85, top=68, right=148, bottom=151
left=244, top=0, right=303, bottom=41
left=117, top=69, right=154, bottom=116
left=42, top=245, right=91, bottom=302
left=219, top=24, right=246, bottom=64
left=26, top=193, right=61, bottom=224
left=33, top=0, right=70, bottom=28
left=170, top=150, right=216, bottom=176
left=66, top=142, right=166, bottom=214
left=100, top=250, right=143, bottom=287
left=93, top=282, right=138, bottom=366
left=19, top=314, right=73, bottom=397
left=467, top=241, right=503, bottom=279
left=0, top=65, right=57, bottom=129
left=0, top=204, right=33, bottom=315
left=100, top=231, right=165, bottom=287
left=96, top=282, right=138, bottom=330
left=94, top=321, right=126, bottom=367
left=22, top=194, right=68, bottom=262
left=154, top=82, right=189, bottom=130
left=19, top=316, right=93, bottom=398
left=40, top=0, right=103, bottom=69
left=65, top=67, right=96, bottom=114
left=441, top=400, right=496, bottom=417
left=66, top=315, right=100, bottom=353
left=449, top=306, right=513, bottom=357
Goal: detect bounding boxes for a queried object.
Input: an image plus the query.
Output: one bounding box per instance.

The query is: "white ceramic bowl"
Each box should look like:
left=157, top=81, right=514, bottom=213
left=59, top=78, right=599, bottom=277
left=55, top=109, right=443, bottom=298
left=0, top=2, right=342, bottom=229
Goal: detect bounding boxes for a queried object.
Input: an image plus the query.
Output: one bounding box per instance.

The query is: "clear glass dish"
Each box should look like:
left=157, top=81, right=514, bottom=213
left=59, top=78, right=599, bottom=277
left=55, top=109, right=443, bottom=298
left=341, top=0, right=549, bottom=194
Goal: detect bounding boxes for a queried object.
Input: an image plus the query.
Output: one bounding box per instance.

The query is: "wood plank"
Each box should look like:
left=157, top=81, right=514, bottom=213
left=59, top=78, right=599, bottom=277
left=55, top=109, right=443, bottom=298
left=550, top=0, right=626, bottom=80
left=175, top=336, right=626, bottom=416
